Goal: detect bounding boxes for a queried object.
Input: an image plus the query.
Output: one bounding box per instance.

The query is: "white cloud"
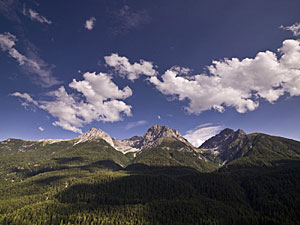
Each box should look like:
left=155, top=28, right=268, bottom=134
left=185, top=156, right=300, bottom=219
left=0, top=32, right=60, bottom=87
left=169, top=66, right=191, bottom=75
left=85, top=17, right=96, bottom=30
left=184, top=125, right=222, bottom=147
left=10, top=92, right=38, bottom=106
left=12, top=72, right=133, bottom=134
left=23, top=8, right=52, bottom=24
left=150, top=39, right=300, bottom=114
left=157, top=115, right=161, bottom=119
left=38, top=126, right=44, bottom=131
left=280, top=22, right=300, bottom=36
left=125, top=120, right=147, bottom=130
left=0, top=32, right=16, bottom=50
left=104, top=53, right=157, bottom=81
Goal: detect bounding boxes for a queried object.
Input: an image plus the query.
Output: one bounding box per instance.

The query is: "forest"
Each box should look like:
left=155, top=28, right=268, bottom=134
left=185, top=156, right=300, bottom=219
left=0, top=135, right=300, bottom=224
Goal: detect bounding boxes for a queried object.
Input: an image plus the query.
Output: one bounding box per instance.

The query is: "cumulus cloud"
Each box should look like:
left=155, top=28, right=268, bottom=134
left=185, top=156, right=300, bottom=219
left=184, top=124, right=222, bottom=147
left=150, top=39, right=300, bottom=114
left=85, top=17, right=96, bottom=30
left=12, top=72, right=133, bottom=133
left=105, top=53, right=157, bottom=81
left=169, top=66, right=191, bottom=75
left=280, top=22, right=300, bottom=36
left=0, top=32, right=60, bottom=87
left=38, top=126, right=44, bottom=131
left=125, top=120, right=147, bottom=130
left=23, top=8, right=52, bottom=24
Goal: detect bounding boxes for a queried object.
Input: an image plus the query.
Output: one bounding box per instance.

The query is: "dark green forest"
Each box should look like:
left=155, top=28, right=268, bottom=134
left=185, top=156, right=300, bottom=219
left=1, top=134, right=300, bottom=225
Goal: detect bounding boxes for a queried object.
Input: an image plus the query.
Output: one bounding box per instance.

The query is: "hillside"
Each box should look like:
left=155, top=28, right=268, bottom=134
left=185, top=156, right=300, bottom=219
left=200, top=129, right=300, bottom=166
left=1, top=126, right=300, bottom=224
left=226, top=133, right=300, bottom=168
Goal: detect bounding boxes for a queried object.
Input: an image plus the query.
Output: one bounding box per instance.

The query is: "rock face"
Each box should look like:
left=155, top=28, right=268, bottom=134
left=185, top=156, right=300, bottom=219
left=112, top=138, right=140, bottom=154
left=120, top=124, right=193, bottom=150
left=200, top=128, right=249, bottom=164
left=71, top=125, right=195, bottom=154
left=73, top=128, right=141, bottom=154
left=119, top=136, right=144, bottom=149
left=140, top=124, right=192, bottom=149
left=41, top=126, right=249, bottom=161
left=74, top=128, right=115, bottom=147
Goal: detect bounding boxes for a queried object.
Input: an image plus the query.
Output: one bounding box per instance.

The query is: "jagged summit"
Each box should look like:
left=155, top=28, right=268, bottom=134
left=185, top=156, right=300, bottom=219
left=141, top=124, right=190, bottom=148
left=219, top=128, right=234, bottom=135
left=118, top=124, right=193, bottom=151
left=1, top=126, right=251, bottom=160
left=2, top=126, right=300, bottom=169
left=73, top=128, right=140, bottom=154
left=74, top=128, right=114, bottom=146
left=236, top=129, right=246, bottom=136
left=71, top=125, right=193, bottom=152
left=144, top=125, right=182, bottom=140
left=200, top=128, right=246, bottom=149
left=200, top=128, right=248, bottom=164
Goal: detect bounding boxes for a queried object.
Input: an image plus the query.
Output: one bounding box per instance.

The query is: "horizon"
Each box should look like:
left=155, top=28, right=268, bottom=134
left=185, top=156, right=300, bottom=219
left=1, top=0, right=300, bottom=145
left=1, top=124, right=298, bottom=148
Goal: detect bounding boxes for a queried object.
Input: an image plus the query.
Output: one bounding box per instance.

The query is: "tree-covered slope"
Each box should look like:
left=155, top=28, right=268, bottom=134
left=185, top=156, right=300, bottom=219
left=200, top=129, right=300, bottom=167
left=226, top=133, right=300, bottom=168
left=1, top=161, right=300, bottom=225
left=133, top=139, right=217, bottom=172
left=0, top=139, right=130, bottom=185
left=1, top=128, right=300, bottom=224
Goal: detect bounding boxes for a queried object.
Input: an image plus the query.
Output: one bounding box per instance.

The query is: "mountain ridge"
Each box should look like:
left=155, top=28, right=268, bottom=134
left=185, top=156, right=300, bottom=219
left=12, top=124, right=195, bottom=154
left=2, top=125, right=300, bottom=169
left=200, top=128, right=249, bottom=164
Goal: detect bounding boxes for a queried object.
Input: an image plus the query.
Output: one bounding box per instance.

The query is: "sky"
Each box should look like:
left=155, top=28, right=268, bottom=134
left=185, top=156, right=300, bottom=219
left=1, top=0, right=300, bottom=146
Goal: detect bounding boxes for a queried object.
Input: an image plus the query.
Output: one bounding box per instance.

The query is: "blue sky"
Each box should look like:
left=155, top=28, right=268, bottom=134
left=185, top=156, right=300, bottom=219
left=1, top=0, right=300, bottom=146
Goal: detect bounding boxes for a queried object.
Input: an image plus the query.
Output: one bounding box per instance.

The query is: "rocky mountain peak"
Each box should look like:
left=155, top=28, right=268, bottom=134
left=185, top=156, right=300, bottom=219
left=145, top=124, right=183, bottom=139
left=201, top=128, right=246, bottom=149
left=200, top=128, right=248, bottom=164
left=117, top=125, right=192, bottom=151
left=219, top=128, right=234, bottom=136
left=236, top=129, right=246, bottom=136
left=71, top=125, right=194, bottom=154
left=74, top=128, right=114, bottom=147
left=140, top=124, right=190, bottom=149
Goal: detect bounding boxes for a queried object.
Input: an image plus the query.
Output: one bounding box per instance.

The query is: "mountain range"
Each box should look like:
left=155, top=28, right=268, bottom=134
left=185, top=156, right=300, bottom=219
left=2, top=124, right=300, bottom=171
left=1, top=125, right=300, bottom=224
